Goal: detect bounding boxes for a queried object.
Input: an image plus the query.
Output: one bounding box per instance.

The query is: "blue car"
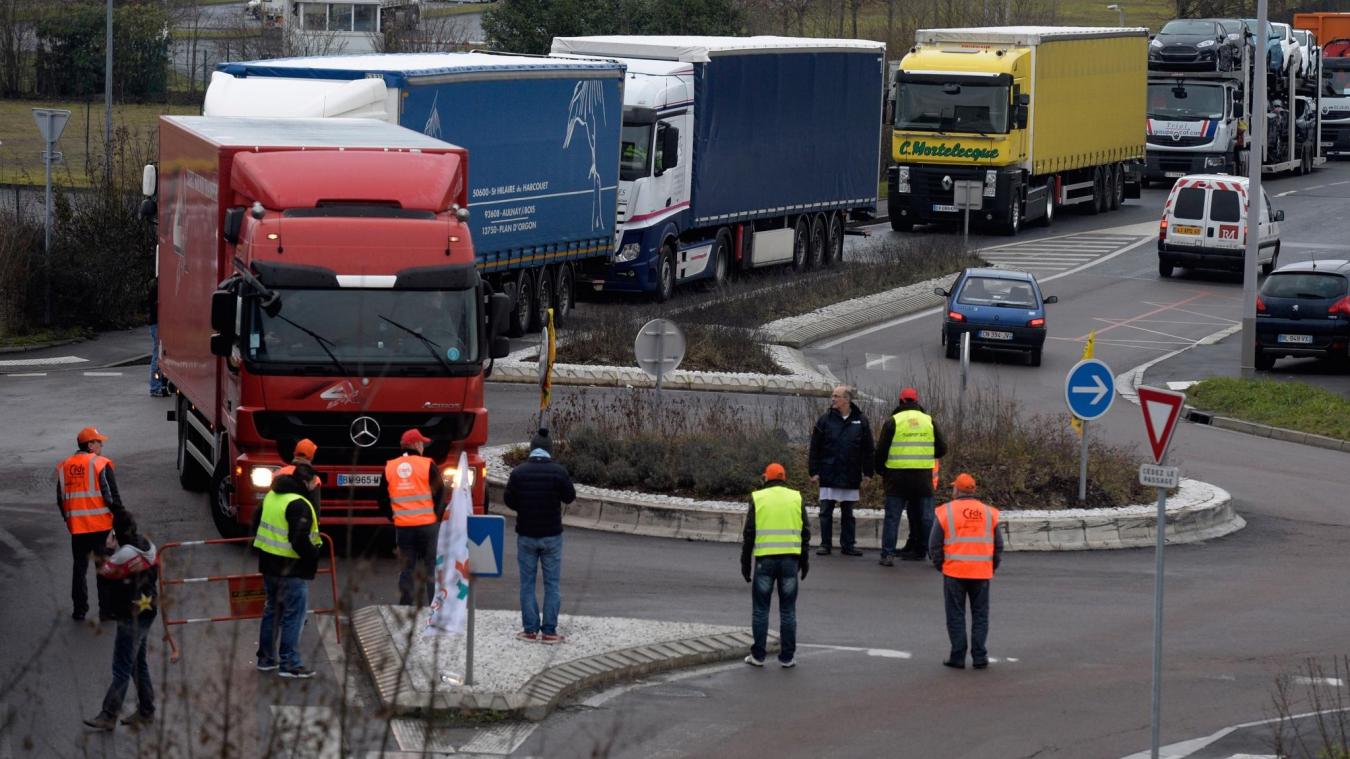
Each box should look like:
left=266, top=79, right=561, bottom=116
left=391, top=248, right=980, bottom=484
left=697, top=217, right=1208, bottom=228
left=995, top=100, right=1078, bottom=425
left=936, top=268, right=1058, bottom=366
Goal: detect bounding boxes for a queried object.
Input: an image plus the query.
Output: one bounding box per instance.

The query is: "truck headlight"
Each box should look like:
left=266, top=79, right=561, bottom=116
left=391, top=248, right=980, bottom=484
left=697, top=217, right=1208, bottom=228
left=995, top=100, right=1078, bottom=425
left=615, top=242, right=642, bottom=263
left=984, top=170, right=997, bottom=198
left=896, top=166, right=910, bottom=194
left=250, top=466, right=277, bottom=489
left=442, top=465, right=478, bottom=489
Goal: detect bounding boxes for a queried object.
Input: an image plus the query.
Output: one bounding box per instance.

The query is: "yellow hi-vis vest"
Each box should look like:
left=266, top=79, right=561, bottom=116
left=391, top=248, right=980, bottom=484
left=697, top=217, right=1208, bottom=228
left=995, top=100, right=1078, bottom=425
left=751, top=485, right=803, bottom=557
left=252, top=491, right=322, bottom=559
left=885, top=409, right=935, bottom=470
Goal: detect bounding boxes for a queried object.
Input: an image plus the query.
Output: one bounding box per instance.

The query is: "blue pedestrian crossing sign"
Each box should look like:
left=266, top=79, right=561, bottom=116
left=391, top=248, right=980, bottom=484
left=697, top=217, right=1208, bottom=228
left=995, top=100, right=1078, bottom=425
left=1064, top=359, right=1116, bottom=421
left=466, top=515, right=506, bottom=578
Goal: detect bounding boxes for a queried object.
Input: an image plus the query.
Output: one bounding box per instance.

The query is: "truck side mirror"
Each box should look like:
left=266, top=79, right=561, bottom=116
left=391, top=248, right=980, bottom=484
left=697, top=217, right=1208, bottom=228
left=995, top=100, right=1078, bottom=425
left=210, top=289, right=236, bottom=335
left=1017, top=93, right=1030, bottom=106
left=209, top=333, right=233, bottom=358
left=138, top=197, right=157, bottom=222
left=488, top=291, right=511, bottom=337
left=490, top=336, right=511, bottom=359
left=222, top=207, right=245, bottom=244
left=1014, top=104, right=1028, bottom=129
left=660, top=125, right=679, bottom=172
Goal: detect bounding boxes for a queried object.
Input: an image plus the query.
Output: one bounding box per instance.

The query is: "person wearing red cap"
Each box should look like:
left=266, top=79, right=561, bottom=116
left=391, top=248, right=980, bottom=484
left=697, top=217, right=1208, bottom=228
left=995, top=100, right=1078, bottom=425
left=56, top=427, right=126, bottom=621
left=929, top=473, right=1002, bottom=670
left=873, top=387, right=947, bottom=566
left=741, top=462, right=810, bottom=668
left=377, top=429, right=445, bottom=606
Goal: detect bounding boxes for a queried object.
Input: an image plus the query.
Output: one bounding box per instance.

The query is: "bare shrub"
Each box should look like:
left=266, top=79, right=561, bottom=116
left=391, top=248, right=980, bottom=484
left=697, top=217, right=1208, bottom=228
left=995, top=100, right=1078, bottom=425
left=1272, top=657, right=1350, bottom=759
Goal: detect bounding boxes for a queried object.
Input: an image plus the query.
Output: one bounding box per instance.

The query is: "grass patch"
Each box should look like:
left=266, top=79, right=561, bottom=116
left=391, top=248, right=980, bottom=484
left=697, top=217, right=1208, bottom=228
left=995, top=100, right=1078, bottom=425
left=424, top=1, right=498, bottom=18
left=513, top=371, right=1151, bottom=510
left=1187, top=376, right=1350, bottom=442
left=0, top=100, right=197, bottom=186
left=0, top=326, right=91, bottom=347
left=555, top=237, right=980, bottom=373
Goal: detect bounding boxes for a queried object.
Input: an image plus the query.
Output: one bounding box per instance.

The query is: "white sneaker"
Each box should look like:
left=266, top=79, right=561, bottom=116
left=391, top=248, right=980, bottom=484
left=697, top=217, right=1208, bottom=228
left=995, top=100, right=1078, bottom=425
left=780, top=659, right=796, bottom=669
left=744, top=654, right=764, bottom=667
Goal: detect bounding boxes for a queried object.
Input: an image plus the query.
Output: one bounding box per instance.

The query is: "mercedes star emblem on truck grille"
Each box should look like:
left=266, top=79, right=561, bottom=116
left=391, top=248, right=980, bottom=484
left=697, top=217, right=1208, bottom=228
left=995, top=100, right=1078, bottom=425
left=350, top=416, right=381, bottom=448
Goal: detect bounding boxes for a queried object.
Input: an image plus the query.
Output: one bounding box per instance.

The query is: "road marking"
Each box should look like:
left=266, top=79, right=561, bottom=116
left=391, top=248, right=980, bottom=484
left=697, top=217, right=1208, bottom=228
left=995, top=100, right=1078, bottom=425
left=1293, top=676, right=1345, bottom=687
left=817, top=233, right=1154, bottom=349
left=864, top=353, right=898, bottom=370
left=0, top=525, right=36, bottom=562
left=1117, top=706, right=1350, bottom=759
left=2, top=372, right=47, bottom=377
left=1078, top=291, right=1212, bottom=340
left=798, top=643, right=913, bottom=659
left=1115, top=323, right=1242, bottom=405
left=82, top=371, right=122, bottom=377
left=1275, top=190, right=1297, bottom=197
left=0, top=355, right=85, bottom=367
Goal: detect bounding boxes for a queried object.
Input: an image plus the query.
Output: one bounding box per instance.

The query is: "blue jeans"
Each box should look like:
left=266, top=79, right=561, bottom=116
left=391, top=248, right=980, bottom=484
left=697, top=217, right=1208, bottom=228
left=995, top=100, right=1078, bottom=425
left=943, top=576, right=991, bottom=664
left=751, top=555, right=798, bottom=663
left=882, top=495, right=935, bottom=556
left=149, top=324, right=165, bottom=394
left=100, top=613, right=155, bottom=718
left=518, top=534, right=562, bottom=635
left=257, top=575, right=309, bottom=669
left=397, top=524, right=438, bottom=607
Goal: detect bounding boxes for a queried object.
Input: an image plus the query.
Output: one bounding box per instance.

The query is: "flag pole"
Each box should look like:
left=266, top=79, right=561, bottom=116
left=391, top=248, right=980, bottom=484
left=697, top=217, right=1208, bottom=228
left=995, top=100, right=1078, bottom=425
left=466, top=577, right=475, bottom=687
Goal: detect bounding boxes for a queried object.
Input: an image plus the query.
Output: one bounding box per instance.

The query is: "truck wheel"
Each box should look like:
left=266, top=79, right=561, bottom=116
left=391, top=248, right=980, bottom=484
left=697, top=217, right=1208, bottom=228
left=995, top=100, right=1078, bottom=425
left=551, top=264, right=574, bottom=327
left=1041, top=180, right=1055, bottom=227
left=825, top=212, right=845, bottom=266
left=176, top=397, right=210, bottom=492
left=701, top=229, right=731, bottom=291
left=530, top=266, right=552, bottom=333
left=506, top=270, right=534, bottom=337
left=1109, top=165, right=1123, bottom=210
left=889, top=211, right=912, bottom=233
left=1002, top=200, right=1020, bottom=236
left=1089, top=168, right=1105, bottom=215
left=210, top=436, right=245, bottom=539
left=808, top=214, right=826, bottom=268
left=656, top=242, right=676, bottom=303
left=791, top=216, right=810, bottom=271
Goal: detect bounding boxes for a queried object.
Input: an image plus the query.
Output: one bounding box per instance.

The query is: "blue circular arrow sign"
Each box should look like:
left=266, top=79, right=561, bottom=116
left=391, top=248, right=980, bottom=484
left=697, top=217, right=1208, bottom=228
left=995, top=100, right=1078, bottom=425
left=1064, top=359, right=1116, bottom=421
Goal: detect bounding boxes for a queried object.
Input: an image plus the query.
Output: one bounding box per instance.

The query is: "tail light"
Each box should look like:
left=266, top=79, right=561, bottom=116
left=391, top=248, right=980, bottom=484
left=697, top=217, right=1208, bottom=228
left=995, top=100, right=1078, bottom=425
left=1159, top=218, right=1168, bottom=242
left=1027, top=317, right=1045, bottom=328
left=1256, top=295, right=1267, bottom=313
left=1330, top=295, right=1350, bottom=317
left=948, top=311, right=966, bottom=322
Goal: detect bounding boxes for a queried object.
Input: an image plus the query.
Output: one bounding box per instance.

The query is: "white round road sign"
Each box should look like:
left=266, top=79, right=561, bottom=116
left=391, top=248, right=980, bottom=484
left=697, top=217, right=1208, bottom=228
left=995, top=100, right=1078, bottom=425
left=634, top=318, right=686, bottom=381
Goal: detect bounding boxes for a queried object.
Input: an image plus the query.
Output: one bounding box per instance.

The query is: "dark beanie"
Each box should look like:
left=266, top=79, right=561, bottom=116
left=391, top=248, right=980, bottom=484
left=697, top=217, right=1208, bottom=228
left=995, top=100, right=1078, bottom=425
left=529, top=428, right=552, bottom=453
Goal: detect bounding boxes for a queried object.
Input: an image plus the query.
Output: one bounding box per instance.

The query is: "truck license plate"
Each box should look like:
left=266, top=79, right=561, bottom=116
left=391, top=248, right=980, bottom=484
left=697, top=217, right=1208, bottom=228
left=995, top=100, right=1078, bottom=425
left=932, top=204, right=958, bottom=212
left=1277, top=334, right=1313, bottom=344
left=1173, top=224, right=1201, bottom=235
left=336, top=473, right=381, bottom=487
left=978, top=330, right=1014, bottom=340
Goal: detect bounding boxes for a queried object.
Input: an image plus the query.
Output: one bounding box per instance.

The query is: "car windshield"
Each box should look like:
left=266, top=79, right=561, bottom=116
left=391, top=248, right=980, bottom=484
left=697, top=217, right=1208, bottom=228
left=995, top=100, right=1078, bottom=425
left=1161, top=20, right=1217, bottom=35
left=1261, top=273, right=1348, bottom=299
left=1148, top=83, right=1225, bottom=119
left=896, top=81, right=1009, bottom=133
left=1243, top=21, right=1281, bottom=40
left=620, top=123, right=652, bottom=181
left=957, top=276, right=1037, bottom=308
left=245, top=287, right=479, bottom=375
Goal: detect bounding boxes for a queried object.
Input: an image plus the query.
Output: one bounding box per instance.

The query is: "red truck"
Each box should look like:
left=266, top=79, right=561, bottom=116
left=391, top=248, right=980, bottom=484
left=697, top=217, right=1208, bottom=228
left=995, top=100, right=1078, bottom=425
left=145, top=116, right=510, bottom=537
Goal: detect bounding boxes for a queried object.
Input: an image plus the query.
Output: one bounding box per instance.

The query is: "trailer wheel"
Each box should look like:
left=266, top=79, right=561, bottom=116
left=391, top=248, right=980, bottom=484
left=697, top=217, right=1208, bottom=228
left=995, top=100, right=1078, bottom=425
left=176, top=396, right=210, bottom=492
left=791, top=216, right=810, bottom=271
left=702, top=229, right=732, bottom=290
left=1041, top=180, right=1055, bottom=227
left=825, top=212, right=845, bottom=266
left=551, top=264, right=574, bottom=327
left=808, top=214, right=827, bottom=268
left=507, top=270, right=535, bottom=337
left=531, top=266, right=552, bottom=333
left=1109, top=164, right=1124, bottom=211
left=210, top=435, right=245, bottom=539
left=656, top=242, right=676, bottom=302
left=1089, top=167, right=1105, bottom=215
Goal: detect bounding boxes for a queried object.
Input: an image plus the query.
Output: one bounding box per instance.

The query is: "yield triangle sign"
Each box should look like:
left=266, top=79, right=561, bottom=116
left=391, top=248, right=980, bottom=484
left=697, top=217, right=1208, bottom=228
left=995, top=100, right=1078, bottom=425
left=1137, top=385, right=1186, bottom=464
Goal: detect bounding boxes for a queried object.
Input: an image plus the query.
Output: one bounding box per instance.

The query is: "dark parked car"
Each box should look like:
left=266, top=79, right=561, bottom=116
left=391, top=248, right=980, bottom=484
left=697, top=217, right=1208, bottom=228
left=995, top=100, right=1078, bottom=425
left=1150, top=18, right=1244, bottom=72
left=936, top=268, right=1057, bottom=367
left=1255, top=260, right=1350, bottom=369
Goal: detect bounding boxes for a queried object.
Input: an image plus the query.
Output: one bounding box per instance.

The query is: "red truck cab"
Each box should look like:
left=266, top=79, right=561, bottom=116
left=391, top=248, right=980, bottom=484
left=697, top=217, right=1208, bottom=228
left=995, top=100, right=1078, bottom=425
left=149, top=116, right=509, bottom=537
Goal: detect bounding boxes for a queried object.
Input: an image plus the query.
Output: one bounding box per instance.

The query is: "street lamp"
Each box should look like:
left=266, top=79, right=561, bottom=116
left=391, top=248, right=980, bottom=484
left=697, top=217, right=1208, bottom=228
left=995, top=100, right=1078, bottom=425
left=1106, top=4, right=1125, bottom=26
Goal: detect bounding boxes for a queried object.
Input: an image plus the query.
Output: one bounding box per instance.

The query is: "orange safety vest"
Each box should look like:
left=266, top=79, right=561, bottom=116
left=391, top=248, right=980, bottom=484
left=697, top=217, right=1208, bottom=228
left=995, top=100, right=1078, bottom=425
left=935, top=497, right=1000, bottom=580
left=384, top=455, right=436, bottom=527
left=56, top=452, right=115, bottom=534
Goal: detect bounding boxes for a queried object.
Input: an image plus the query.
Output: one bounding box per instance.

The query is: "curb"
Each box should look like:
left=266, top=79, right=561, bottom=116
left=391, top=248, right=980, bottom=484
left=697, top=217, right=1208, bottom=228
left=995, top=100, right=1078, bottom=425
left=0, top=337, right=83, bottom=354
left=488, top=355, right=835, bottom=396
left=484, top=446, right=1243, bottom=552
left=765, top=288, right=946, bottom=349
left=352, top=606, right=777, bottom=721
left=1184, top=408, right=1350, bottom=454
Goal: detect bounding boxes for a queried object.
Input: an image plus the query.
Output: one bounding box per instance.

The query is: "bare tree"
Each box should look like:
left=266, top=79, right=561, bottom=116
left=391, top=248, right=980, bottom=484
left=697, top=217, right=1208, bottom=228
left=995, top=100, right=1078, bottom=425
left=375, top=13, right=474, bottom=54
left=0, top=0, right=38, bottom=96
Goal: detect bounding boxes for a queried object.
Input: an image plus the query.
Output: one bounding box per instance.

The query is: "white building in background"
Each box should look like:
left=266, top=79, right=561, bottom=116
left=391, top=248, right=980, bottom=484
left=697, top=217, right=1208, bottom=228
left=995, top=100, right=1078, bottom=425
left=249, top=0, right=422, bottom=55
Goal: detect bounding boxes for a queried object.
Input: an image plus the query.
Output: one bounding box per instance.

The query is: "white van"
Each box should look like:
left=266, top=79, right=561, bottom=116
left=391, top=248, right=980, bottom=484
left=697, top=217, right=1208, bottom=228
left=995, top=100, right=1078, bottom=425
left=1157, top=174, right=1283, bottom=278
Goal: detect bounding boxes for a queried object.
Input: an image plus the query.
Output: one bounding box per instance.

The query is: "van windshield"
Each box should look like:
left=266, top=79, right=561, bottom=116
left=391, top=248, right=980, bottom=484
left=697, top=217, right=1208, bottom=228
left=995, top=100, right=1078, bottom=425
left=896, top=82, right=1009, bottom=134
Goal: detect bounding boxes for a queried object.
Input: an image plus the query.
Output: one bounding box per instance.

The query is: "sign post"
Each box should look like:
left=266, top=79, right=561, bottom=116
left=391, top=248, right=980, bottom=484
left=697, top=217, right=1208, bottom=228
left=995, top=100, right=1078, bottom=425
left=1064, top=358, right=1115, bottom=502
left=634, top=318, right=686, bottom=395
left=32, top=108, right=70, bottom=326
left=463, top=514, right=505, bottom=687
left=1136, top=385, right=1186, bottom=759
left=953, top=179, right=983, bottom=250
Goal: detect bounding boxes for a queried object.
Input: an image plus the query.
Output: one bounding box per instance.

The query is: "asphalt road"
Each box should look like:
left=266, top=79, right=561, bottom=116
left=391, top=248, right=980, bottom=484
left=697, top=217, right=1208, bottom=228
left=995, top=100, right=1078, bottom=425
left=2, top=163, right=1349, bottom=758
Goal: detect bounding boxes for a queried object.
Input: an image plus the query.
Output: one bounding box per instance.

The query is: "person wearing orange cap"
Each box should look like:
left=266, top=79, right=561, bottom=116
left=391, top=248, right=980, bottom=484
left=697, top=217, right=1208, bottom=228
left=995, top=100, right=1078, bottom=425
left=56, top=427, right=126, bottom=621
left=873, top=386, right=947, bottom=566
left=376, top=429, right=445, bottom=606
left=276, top=439, right=320, bottom=510
left=930, top=473, right=1002, bottom=670
left=741, top=462, right=810, bottom=668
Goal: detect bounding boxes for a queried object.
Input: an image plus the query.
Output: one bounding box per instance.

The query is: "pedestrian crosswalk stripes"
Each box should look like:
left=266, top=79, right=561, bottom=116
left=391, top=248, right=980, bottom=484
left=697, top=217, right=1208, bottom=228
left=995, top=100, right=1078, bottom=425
left=976, top=233, right=1149, bottom=277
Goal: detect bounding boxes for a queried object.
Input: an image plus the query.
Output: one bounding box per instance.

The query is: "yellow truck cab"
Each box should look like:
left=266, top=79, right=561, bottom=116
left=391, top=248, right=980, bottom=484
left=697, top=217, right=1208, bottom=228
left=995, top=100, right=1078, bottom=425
left=890, top=26, right=1148, bottom=234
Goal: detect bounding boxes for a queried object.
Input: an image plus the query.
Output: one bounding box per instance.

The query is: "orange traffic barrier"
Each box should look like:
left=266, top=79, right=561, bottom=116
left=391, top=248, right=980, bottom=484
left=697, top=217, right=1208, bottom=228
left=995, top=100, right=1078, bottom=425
left=157, top=534, right=341, bottom=663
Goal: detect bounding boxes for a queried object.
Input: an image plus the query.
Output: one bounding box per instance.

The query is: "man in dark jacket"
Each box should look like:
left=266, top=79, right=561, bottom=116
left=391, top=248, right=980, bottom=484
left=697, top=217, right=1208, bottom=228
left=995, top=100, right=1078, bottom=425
left=808, top=385, right=874, bottom=556
left=873, top=387, right=947, bottom=566
left=83, top=512, right=158, bottom=731
left=504, top=429, right=576, bottom=643
left=251, top=466, right=323, bottom=679
left=741, top=463, right=810, bottom=668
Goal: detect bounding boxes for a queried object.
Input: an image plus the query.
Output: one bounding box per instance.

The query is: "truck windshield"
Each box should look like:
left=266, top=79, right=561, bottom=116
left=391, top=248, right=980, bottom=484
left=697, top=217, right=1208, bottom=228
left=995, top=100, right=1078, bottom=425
left=1147, top=83, right=1224, bottom=119
left=245, top=288, right=479, bottom=375
left=896, top=82, right=1009, bottom=134
left=621, top=123, right=653, bottom=181
left=1324, top=68, right=1350, bottom=96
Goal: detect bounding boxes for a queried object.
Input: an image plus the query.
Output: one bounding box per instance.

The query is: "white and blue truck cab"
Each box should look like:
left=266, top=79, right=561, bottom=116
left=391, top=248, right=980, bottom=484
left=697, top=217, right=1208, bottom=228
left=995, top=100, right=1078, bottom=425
left=552, top=36, right=885, bottom=301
